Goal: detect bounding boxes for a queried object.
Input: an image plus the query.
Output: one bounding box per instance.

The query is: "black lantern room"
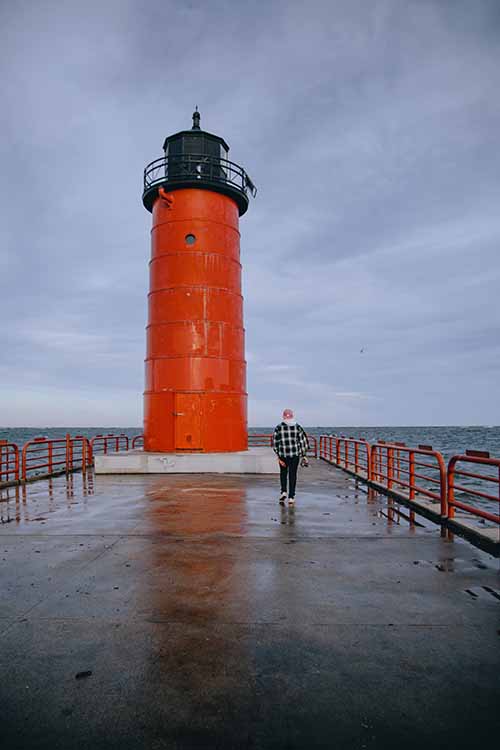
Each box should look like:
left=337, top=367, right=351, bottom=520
left=142, top=109, right=256, bottom=215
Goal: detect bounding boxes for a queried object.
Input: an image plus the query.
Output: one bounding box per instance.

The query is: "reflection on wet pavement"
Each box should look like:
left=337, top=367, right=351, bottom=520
left=0, top=470, right=94, bottom=526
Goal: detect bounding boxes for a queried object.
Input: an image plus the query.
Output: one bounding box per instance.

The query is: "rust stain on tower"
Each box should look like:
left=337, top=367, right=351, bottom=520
left=142, top=110, right=256, bottom=453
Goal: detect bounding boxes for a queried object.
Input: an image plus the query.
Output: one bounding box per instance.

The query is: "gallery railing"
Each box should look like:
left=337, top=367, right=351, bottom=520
left=143, top=153, right=257, bottom=213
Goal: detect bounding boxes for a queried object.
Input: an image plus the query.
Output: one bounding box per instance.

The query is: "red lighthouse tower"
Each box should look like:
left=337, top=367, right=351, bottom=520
left=142, top=111, right=256, bottom=453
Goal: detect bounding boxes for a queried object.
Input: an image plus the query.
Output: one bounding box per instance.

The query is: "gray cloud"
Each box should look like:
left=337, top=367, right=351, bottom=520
left=1, top=0, right=499, bottom=426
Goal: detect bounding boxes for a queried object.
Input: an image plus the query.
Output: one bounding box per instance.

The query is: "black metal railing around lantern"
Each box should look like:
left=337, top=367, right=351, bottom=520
left=142, top=153, right=257, bottom=215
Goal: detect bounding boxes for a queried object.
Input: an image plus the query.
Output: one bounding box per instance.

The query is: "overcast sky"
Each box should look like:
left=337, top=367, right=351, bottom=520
left=1, top=0, right=499, bottom=427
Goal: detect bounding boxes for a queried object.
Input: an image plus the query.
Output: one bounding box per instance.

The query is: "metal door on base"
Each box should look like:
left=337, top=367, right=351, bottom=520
left=174, top=393, right=202, bottom=450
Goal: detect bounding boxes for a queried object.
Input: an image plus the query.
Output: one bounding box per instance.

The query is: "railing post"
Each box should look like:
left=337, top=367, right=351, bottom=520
left=447, top=459, right=455, bottom=519
left=48, top=441, right=53, bottom=475
left=372, top=445, right=378, bottom=483
left=387, top=447, right=394, bottom=490
left=66, top=433, right=72, bottom=472
left=365, top=442, right=372, bottom=480
left=21, top=444, right=27, bottom=481
left=354, top=442, right=359, bottom=475
left=437, top=454, right=447, bottom=518
left=409, top=451, right=415, bottom=500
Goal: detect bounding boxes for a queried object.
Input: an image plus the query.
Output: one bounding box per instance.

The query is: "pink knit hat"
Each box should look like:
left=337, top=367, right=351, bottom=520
left=283, top=408, right=294, bottom=419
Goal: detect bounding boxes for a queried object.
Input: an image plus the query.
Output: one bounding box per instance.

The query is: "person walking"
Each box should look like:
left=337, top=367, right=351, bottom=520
left=272, top=409, right=309, bottom=505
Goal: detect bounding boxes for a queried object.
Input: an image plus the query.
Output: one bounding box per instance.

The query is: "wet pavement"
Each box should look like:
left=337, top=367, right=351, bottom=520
left=1, top=459, right=499, bottom=749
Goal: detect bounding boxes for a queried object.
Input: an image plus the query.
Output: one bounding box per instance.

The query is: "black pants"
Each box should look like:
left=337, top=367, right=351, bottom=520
left=280, top=456, right=300, bottom=497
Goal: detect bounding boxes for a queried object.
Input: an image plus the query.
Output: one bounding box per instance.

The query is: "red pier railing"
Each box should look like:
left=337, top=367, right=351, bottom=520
left=0, top=432, right=141, bottom=486
left=71, top=436, right=91, bottom=472
left=319, top=436, right=370, bottom=477
left=319, top=434, right=499, bottom=549
left=448, top=451, right=500, bottom=526
left=320, top=436, right=447, bottom=515
left=22, top=436, right=71, bottom=480
left=370, top=442, right=447, bottom=516
left=89, top=434, right=129, bottom=462
left=0, top=441, right=20, bottom=483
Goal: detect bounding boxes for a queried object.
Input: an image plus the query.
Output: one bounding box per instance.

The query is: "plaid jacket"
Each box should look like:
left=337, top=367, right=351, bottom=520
left=272, top=423, right=309, bottom=458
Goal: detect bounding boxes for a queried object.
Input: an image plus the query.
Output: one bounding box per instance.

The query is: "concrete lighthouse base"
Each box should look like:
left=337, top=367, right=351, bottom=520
left=94, top=447, right=279, bottom=475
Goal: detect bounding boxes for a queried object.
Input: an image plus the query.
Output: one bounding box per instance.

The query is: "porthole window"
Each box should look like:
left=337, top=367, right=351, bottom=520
left=185, top=234, right=196, bottom=245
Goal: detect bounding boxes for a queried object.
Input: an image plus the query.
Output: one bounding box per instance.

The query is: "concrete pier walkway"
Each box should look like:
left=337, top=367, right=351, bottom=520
left=1, top=459, right=499, bottom=749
